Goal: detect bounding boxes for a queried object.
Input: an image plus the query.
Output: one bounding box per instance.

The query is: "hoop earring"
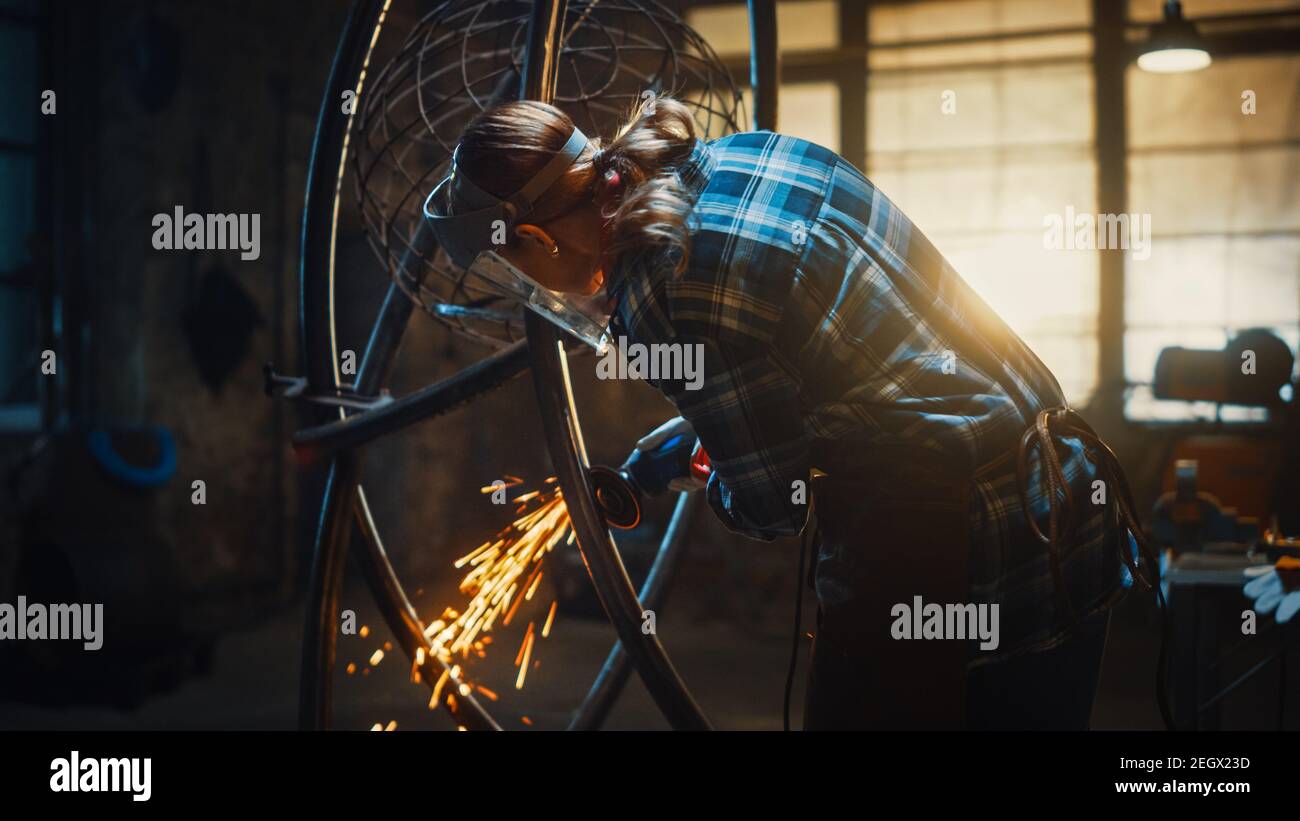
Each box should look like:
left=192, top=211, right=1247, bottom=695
left=547, top=241, right=560, bottom=258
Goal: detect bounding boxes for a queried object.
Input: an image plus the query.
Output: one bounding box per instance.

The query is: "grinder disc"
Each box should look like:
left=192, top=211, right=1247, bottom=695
left=588, top=466, right=642, bottom=530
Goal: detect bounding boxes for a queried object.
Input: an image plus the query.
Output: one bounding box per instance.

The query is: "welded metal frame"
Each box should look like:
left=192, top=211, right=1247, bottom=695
left=295, top=0, right=780, bottom=731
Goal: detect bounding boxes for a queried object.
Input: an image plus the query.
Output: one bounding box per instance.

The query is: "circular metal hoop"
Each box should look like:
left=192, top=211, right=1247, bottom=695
left=295, top=0, right=779, bottom=731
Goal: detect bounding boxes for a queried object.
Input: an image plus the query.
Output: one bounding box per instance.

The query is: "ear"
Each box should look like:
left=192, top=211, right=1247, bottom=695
left=513, top=223, right=554, bottom=250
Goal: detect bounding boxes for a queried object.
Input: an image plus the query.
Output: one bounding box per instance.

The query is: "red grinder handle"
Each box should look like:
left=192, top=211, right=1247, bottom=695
left=689, top=444, right=712, bottom=482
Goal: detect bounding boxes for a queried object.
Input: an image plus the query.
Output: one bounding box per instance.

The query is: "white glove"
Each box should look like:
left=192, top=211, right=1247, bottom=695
left=1243, top=566, right=1300, bottom=624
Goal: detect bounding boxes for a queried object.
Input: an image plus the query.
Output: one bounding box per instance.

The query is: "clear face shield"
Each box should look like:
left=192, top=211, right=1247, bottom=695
left=461, top=250, right=611, bottom=352
left=423, top=125, right=612, bottom=354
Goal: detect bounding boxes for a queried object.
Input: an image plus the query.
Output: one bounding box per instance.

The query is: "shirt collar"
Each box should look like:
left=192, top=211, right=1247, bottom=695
left=676, top=137, right=717, bottom=202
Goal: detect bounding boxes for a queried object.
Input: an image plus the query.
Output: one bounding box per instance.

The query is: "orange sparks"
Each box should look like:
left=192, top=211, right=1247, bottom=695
left=375, top=478, right=569, bottom=728
left=524, top=566, right=544, bottom=601
left=411, top=648, right=425, bottom=683
left=514, top=623, right=534, bottom=667
left=479, top=476, right=523, bottom=494
left=430, top=668, right=450, bottom=710
left=542, top=601, right=558, bottom=638
left=515, top=626, right=536, bottom=690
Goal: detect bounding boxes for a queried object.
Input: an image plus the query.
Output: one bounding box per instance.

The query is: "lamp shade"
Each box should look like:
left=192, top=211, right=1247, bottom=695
left=1138, top=0, right=1211, bottom=73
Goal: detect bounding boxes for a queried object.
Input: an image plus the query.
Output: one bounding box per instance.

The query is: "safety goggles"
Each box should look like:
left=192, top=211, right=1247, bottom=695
left=423, top=125, right=611, bottom=353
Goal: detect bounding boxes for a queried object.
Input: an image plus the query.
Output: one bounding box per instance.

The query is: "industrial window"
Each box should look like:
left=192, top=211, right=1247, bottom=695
left=865, top=0, right=1100, bottom=403
left=688, top=0, right=1297, bottom=416
left=688, top=0, right=839, bottom=56
left=1123, top=44, right=1300, bottom=421
left=687, top=2, right=841, bottom=149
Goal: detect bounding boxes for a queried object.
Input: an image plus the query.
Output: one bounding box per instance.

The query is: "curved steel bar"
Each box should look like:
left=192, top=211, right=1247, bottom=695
left=300, top=453, right=359, bottom=730
left=301, top=281, right=425, bottom=729
left=527, top=321, right=712, bottom=728
left=293, top=340, right=529, bottom=457
left=299, top=0, right=389, bottom=730
left=561, top=0, right=783, bottom=729
left=747, top=0, right=779, bottom=132
left=567, top=490, right=701, bottom=730
left=299, top=0, right=548, bottom=732
left=520, top=0, right=710, bottom=730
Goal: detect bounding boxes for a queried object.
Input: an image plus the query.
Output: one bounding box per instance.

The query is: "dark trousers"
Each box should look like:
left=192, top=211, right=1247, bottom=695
left=802, top=444, right=1110, bottom=730
left=964, top=609, right=1110, bottom=730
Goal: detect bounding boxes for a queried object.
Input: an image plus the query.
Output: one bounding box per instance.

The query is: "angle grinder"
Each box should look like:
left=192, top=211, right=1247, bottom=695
left=588, top=431, right=711, bottom=529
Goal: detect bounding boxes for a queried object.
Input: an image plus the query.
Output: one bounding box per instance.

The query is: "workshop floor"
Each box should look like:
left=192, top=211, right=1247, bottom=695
left=0, top=578, right=800, bottom=731
left=0, top=576, right=1173, bottom=731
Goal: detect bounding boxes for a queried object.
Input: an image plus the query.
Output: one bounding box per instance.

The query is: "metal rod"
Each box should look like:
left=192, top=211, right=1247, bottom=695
left=519, top=0, right=710, bottom=730
left=568, top=491, right=700, bottom=730
left=299, top=451, right=357, bottom=730
left=526, top=319, right=711, bottom=728
left=298, top=0, right=387, bottom=730
left=747, top=0, right=778, bottom=131
left=300, top=237, right=432, bottom=729
left=293, top=340, right=529, bottom=456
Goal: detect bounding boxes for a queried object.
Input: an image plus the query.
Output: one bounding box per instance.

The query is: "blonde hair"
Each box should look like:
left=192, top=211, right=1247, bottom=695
left=454, top=94, right=698, bottom=276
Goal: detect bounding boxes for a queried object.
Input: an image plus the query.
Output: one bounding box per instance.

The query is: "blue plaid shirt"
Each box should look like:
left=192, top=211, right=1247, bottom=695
left=606, top=131, right=1130, bottom=660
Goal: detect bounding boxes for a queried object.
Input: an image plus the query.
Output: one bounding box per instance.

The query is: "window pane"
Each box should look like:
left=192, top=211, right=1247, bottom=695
left=740, top=82, right=840, bottom=150
left=867, top=45, right=1099, bottom=402
left=869, top=0, right=1090, bottom=43
left=869, top=62, right=1093, bottom=151
left=1131, top=147, right=1300, bottom=235
left=688, top=0, right=839, bottom=57
left=1124, top=52, right=1300, bottom=420
left=868, top=32, right=1092, bottom=69
left=1128, top=55, right=1300, bottom=149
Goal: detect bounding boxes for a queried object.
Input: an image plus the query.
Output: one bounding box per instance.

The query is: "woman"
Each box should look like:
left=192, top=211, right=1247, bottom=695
left=426, top=96, right=1158, bottom=730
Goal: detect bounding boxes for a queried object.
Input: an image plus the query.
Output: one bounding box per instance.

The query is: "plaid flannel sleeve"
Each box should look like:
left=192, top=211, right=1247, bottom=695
left=665, top=335, right=810, bottom=541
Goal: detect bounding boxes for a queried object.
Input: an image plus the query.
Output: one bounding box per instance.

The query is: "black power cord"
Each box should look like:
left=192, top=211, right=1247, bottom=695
left=784, top=511, right=818, bottom=731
